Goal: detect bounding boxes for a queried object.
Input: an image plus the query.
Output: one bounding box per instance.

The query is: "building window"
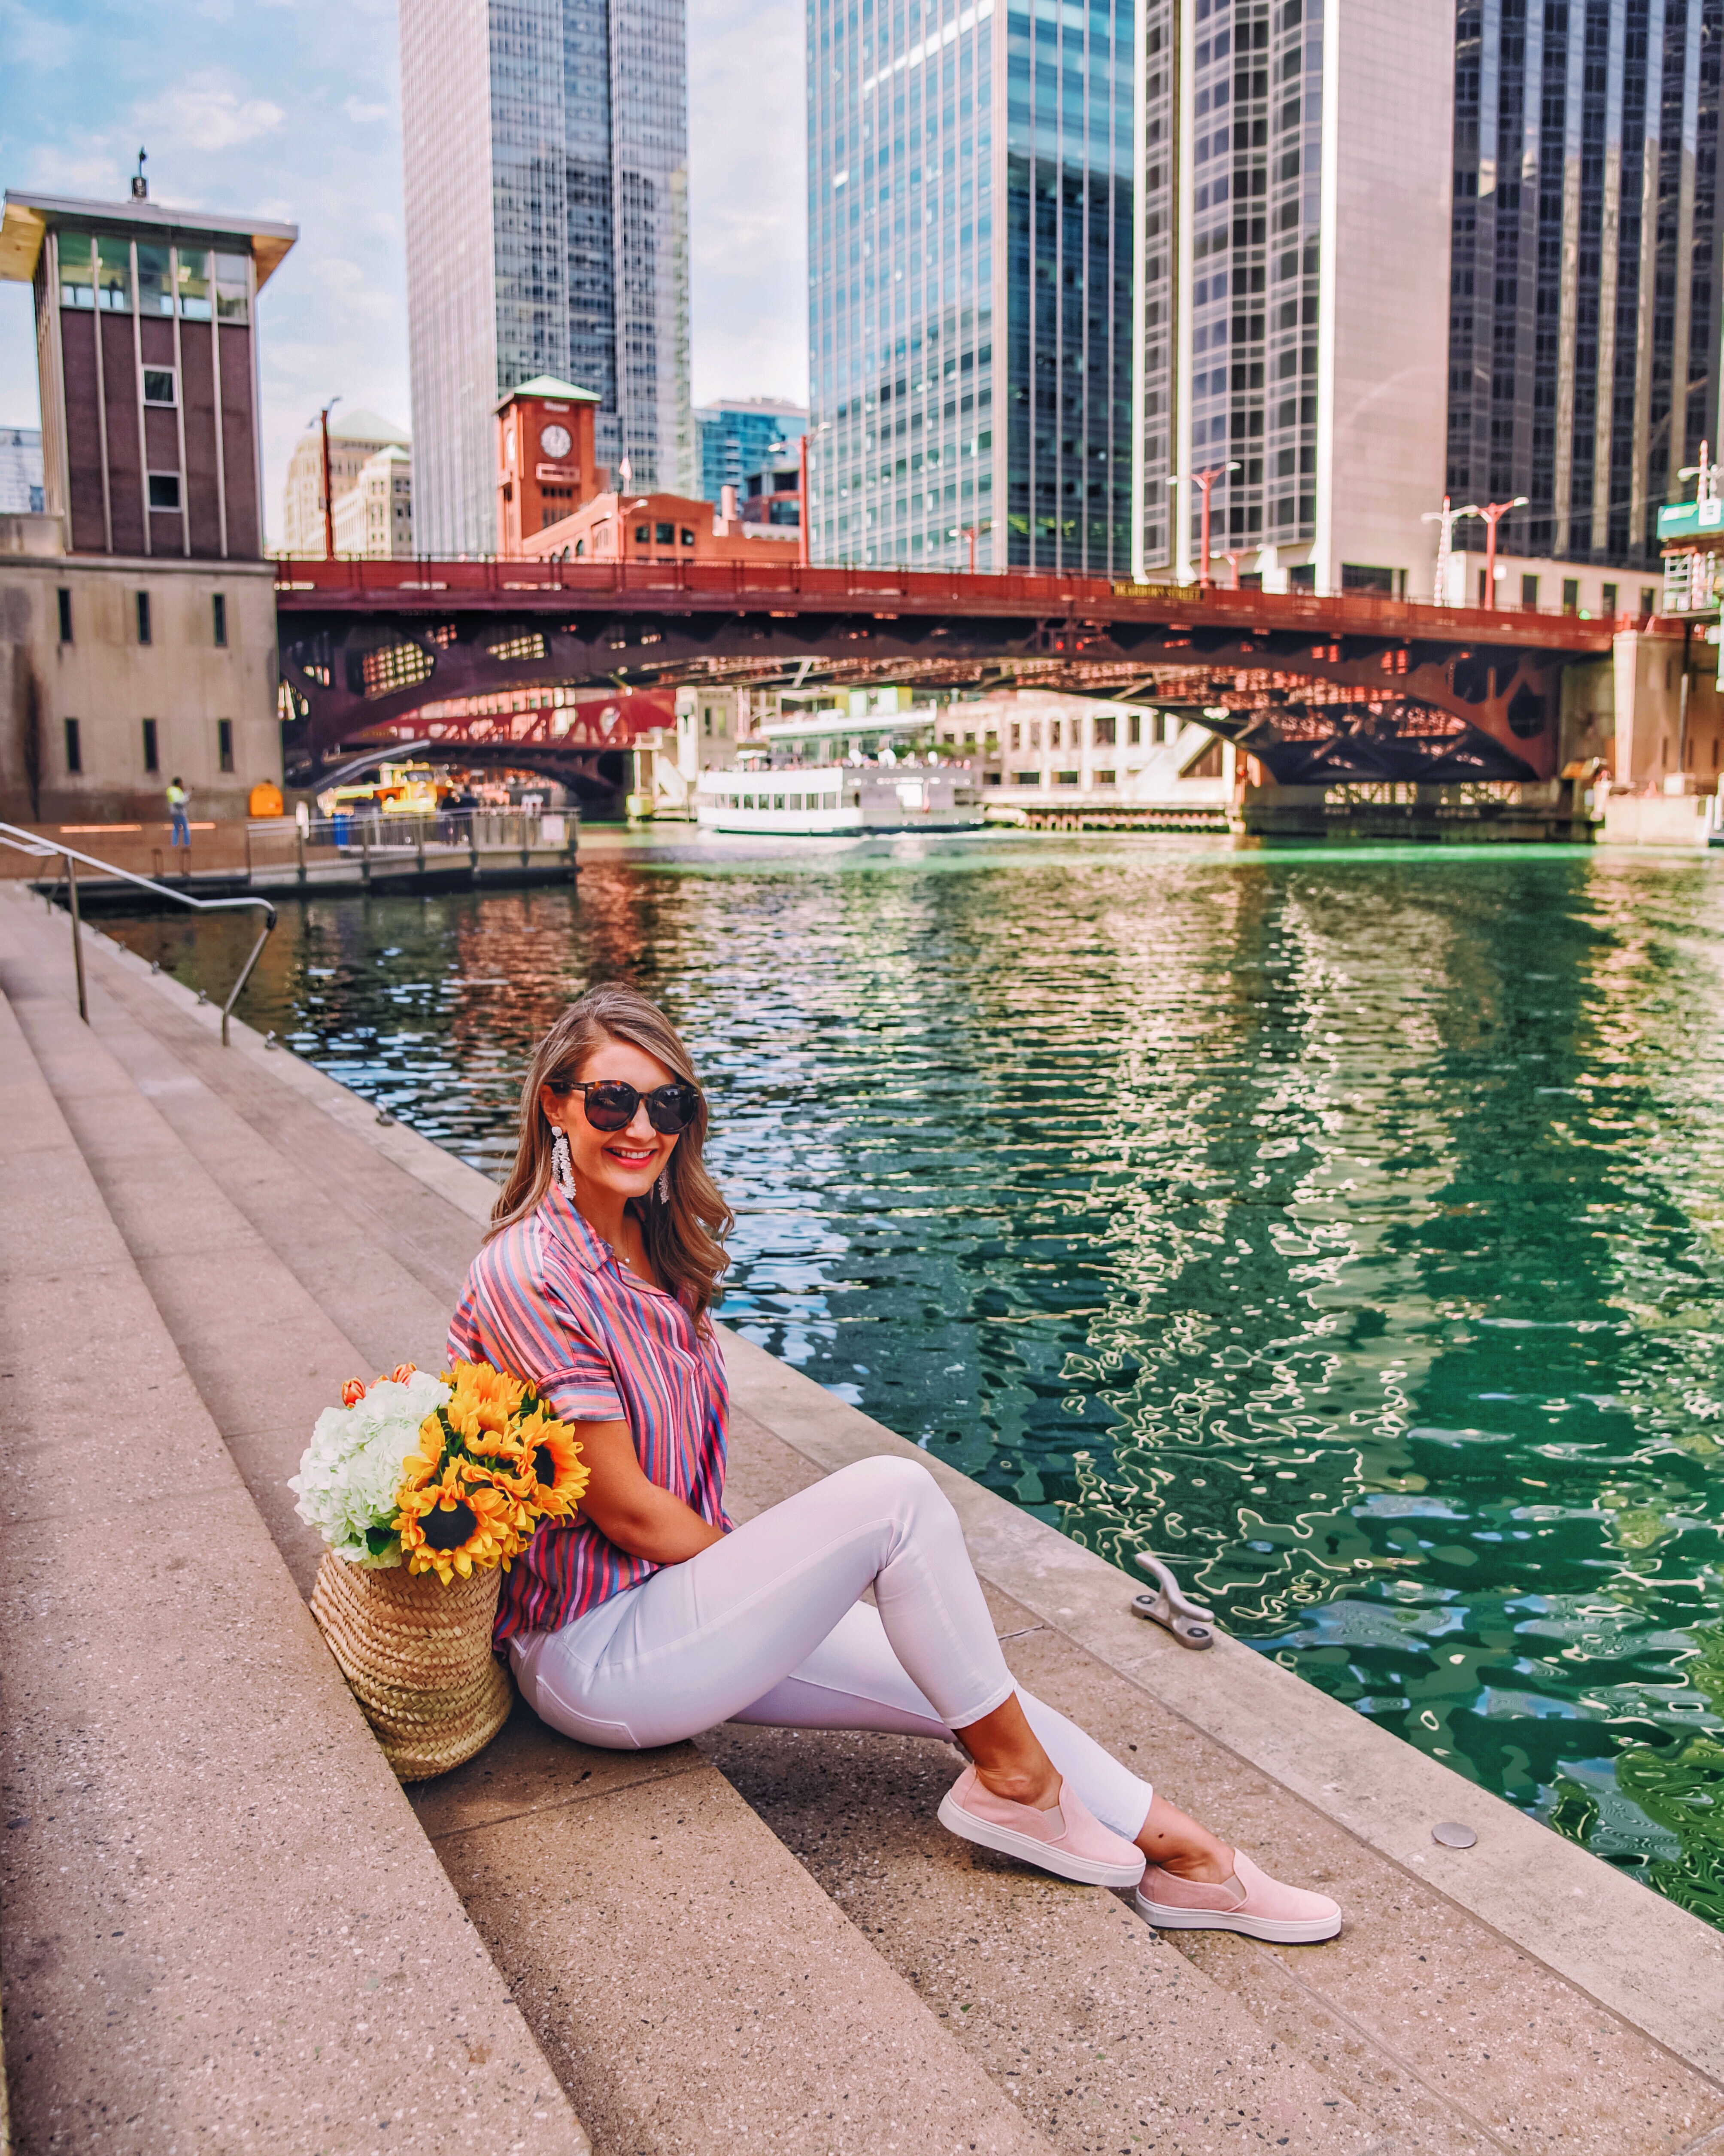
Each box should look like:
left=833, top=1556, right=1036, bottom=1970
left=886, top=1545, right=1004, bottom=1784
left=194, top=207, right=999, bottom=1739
left=1521, top=574, right=1539, bottom=610
left=1562, top=578, right=1579, bottom=614
left=1128, top=713, right=1141, bottom=746
left=147, top=473, right=181, bottom=511
left=634, top=524, right=650, bottom=543
left=1055, top=769, right=1081, bottom=786
left=64, top=717, right=82, bottom=773
left=680, top=528, right=695, bottom=546
left=212, top=593, right=227, bottom=647
left=1095, top=714, right=1117, bottom=747
left=142, top=366, right=177, bottom=407
left=655, top=522, right=674, bottom=544
left=1013, top=770, right=1040, bottom=786
left=142, top=718, right=159, bottom=773
left=1640, top=586, right=1657, bottom=615
left=1601, top=582, right=1618, bottom=614
left=1093, top=769, right=1116, bottom=788
left=56, top=587, right=72, bottom=644
left=213, top=252, right=250, bottom=323
left=217, top=718, right=234, bottom=773
left=136, top=591, right=152, bottom=645
left=58, top=231, right=95, bottom=308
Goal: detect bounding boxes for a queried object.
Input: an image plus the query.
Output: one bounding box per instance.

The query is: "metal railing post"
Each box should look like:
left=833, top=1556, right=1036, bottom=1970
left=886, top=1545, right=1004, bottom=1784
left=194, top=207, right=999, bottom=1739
left=64, top=852, right=87, bottom=1024
left=1, top=821, right=275, bottom=1048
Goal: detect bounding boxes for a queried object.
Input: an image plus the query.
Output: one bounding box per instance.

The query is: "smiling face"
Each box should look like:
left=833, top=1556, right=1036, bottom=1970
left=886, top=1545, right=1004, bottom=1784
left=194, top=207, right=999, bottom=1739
left=542, top=1035, right=680, bottom=1206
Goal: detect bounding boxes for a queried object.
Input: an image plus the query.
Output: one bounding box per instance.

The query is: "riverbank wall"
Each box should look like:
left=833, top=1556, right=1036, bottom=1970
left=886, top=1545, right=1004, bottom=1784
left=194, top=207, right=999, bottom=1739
left=4, top=878, right=1723, bottom=2154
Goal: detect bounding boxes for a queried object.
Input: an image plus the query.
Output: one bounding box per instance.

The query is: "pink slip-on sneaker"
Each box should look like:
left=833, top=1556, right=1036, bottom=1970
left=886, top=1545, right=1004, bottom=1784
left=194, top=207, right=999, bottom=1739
left=938, top=1764, right=1147, bottom=1889
left=1135, top=1849, right=1341, bottom=1943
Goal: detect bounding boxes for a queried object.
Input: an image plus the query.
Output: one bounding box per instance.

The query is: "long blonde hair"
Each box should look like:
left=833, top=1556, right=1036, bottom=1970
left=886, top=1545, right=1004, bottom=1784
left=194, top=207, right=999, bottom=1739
left=489, top=984, right=733, bottom=1322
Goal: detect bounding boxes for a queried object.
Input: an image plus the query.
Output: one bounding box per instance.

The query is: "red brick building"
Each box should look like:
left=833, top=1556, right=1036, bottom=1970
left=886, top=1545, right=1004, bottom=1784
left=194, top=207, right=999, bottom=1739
left=519, top=486, right=799, bottom=566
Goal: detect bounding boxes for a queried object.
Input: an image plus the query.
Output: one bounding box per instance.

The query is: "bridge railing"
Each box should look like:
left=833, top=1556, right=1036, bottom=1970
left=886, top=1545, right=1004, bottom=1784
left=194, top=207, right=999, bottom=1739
left=271, top=554, right=1641, bottom=648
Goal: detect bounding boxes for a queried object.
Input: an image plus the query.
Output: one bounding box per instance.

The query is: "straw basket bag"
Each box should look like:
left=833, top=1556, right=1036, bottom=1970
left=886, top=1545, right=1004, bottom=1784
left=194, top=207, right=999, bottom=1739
left=311, top=1551, right=512, bottom=1781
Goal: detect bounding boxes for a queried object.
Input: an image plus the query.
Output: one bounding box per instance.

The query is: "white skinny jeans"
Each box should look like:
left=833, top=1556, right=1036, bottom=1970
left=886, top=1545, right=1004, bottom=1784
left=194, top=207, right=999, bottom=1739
left=510, top=1454, right=1156, bottom=1843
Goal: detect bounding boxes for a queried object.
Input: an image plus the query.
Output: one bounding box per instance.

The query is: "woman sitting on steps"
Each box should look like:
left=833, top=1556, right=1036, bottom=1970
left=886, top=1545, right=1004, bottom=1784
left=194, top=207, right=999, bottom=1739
left=449, top=982, right=1342, bottom=1944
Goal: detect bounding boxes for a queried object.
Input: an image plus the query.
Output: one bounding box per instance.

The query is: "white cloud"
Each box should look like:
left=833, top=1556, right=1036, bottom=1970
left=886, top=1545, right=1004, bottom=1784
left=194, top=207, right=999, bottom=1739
left=0, top=0, right=76, bottom=71
left=343, top=96, right=391, bottom=123
left=689, top=0, right=806, bottom=407
left=149, top=81, right=285, bottom=152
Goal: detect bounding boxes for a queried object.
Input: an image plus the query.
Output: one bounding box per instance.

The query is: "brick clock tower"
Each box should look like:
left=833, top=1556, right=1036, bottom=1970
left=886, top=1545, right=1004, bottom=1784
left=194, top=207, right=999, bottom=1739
left=496, top=375, right=601, bottom=555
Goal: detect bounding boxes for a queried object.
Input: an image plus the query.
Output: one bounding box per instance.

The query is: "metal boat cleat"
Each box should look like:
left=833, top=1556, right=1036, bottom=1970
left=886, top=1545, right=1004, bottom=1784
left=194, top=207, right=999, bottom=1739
left=1130, top=1555, right=1216, bottom=1649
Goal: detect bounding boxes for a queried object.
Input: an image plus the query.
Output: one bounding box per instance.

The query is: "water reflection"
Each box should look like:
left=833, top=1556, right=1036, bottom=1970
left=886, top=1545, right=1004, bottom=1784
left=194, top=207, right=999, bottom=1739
left=111, top=833, right=1724, bottom=1922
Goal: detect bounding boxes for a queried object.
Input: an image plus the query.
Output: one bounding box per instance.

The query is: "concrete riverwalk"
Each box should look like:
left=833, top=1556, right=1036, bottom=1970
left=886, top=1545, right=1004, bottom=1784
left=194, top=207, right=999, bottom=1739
left=3, top=879, right=1723, bottom=2154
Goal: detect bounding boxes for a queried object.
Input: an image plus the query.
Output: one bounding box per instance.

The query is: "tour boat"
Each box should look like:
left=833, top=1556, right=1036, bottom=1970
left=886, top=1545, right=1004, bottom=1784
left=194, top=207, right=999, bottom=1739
left=694, top=763, right=984, bottom=835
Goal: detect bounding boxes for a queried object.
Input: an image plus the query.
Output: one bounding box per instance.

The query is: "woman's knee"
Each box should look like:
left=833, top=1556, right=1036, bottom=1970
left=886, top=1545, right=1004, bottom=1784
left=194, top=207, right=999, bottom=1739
left=834, top=1451, right=951, bottom=1520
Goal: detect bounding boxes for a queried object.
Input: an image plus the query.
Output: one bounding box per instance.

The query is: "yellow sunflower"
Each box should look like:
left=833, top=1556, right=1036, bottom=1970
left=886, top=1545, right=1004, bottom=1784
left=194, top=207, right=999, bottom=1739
left=399, top=1412, right=453, bottom=1494
left=446, top=1359, right=526, bottom=1436
left=516, top=1408, right=589, bottom=1520
left=397, top=1463, right=517, bottom=1581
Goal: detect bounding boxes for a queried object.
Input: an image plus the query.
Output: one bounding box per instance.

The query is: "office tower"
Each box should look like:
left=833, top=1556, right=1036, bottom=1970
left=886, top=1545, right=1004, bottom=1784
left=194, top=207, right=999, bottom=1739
left=1142, top=0, right=1724, bottom=597
left=281, top=409, right=411, bottom=557
left=807, top=0, right=1137, bottom=574
left=331, top=445, right=416, bottom=558
left=1446, top=0, right=1722, bottom=573
left=695, top=399, right=807, bottom=505
left=400, top=0, right=694, bottom=556
left=1138, top=0, right=1454, bottom=591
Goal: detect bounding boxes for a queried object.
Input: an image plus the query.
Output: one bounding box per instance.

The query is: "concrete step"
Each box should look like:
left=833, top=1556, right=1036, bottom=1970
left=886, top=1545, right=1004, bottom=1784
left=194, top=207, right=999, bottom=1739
left=0, top=932, right=589, bottom=2153
left=14, top=887, right=1724, bottom=2156
left=0, top=892, right=1055, bottom=2155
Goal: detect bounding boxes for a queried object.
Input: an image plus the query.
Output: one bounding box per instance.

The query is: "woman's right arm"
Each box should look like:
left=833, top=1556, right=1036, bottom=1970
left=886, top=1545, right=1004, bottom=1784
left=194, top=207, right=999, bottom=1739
left=571, top=1417, right=727, bottom=1565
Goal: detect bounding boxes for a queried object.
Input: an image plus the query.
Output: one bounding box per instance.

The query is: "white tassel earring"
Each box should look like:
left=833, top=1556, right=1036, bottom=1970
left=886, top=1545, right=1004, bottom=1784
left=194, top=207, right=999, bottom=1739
left=551, top=1125, right=576, bottom=1200
left=656, top=1165, right=671, bottom=1205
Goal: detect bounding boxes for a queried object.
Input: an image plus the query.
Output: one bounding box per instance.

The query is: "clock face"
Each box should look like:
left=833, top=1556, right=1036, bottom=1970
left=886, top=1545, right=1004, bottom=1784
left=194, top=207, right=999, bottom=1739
left=540, top=423, right=573, bottom=459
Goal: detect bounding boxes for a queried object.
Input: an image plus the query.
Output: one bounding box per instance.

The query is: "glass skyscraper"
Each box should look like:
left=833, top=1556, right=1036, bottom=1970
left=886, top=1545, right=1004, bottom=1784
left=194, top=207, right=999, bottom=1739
left=695, top=400, right=808, bottom=503
left=1447, top=0, right=1722, bottom=571
left=401, top=0, right=693, bottom=556
left=806, top=0, right=1138, bottom=573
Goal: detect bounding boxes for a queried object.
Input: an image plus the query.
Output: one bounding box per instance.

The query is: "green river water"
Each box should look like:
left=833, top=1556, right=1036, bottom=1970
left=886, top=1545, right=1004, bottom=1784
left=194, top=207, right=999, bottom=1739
left=111, top=830, right=1724, bottom=1924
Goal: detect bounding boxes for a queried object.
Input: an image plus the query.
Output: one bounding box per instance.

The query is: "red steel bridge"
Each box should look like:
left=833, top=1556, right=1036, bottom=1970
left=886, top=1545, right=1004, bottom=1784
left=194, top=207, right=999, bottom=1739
left=275, top=555, right=1627, bottom=800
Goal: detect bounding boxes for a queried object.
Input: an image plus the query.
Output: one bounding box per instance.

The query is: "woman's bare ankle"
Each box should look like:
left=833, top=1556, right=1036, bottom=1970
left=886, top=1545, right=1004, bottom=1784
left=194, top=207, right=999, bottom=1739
left=972, top=1761, right=1061, bottom=1810
left=1152, top=1845, right=1234, bottom=1885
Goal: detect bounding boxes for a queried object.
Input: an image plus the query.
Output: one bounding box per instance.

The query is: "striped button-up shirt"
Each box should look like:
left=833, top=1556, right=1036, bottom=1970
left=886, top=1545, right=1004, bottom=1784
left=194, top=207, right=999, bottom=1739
left=447, top=1186, right=730, bottom=1642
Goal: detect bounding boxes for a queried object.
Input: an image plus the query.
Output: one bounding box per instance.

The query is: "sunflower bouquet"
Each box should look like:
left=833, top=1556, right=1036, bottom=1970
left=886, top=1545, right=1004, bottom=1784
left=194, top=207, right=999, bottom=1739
left=291, top=1360, right=589, bottom=1780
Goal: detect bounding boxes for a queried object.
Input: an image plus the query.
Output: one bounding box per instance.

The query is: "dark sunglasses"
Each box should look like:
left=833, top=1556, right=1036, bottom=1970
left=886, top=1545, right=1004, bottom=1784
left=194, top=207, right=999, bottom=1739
left=566, top=1080, right=701, bottom=1134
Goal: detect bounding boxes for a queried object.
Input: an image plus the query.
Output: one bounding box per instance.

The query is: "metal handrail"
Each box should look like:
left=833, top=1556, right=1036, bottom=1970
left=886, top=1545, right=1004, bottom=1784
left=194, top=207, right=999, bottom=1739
left=0, top=821, right=276, bottom=1045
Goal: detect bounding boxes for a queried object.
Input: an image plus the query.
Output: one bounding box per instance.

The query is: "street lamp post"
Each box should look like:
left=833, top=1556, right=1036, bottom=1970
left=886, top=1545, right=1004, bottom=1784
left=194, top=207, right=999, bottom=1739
left=313, top=396, right=342, bottom=560
left=1170, top=464, right=1240, bottom=589
left=1476, top=496, right=1529, bottom=609
left=1421, top=495, right=1481, bottom=607
left=779, top=421, right=832, bottom=570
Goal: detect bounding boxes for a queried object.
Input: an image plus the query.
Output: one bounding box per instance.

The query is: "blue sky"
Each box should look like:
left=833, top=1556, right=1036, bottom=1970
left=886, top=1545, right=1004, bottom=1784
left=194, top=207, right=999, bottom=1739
left=0, top=0, right=807, bottom=544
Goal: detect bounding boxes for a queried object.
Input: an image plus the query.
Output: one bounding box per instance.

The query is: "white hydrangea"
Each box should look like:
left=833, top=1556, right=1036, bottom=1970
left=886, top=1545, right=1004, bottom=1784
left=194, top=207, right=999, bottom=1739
left=288, top=1368, right=452, bottom=1566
